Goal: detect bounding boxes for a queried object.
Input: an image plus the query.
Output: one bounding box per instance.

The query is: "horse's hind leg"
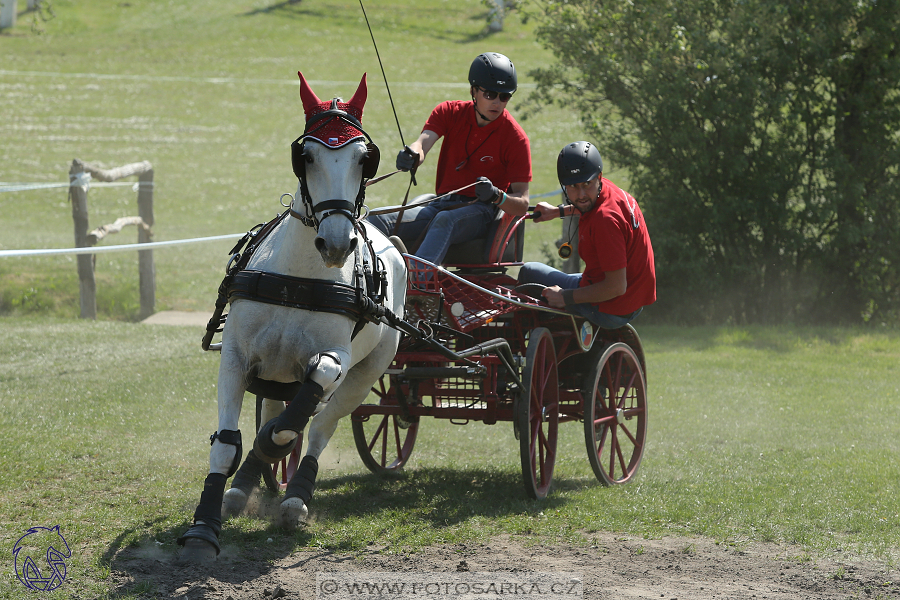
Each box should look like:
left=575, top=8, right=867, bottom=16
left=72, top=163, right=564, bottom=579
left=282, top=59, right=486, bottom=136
left=223, top=398, right=285, bottom=518
left=221, top=451, right=267, bottom=518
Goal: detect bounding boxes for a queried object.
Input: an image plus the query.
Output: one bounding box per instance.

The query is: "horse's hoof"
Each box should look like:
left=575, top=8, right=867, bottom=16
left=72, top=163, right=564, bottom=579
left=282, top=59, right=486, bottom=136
left=253, top=418, right=298, bottom=464
left=279, top=496, right=309, bottom=530
left=222, top=487, right=249, bottom=519
left=175, top=524, right=220, bottom=564
left=176, top=537, right=218, bottom=564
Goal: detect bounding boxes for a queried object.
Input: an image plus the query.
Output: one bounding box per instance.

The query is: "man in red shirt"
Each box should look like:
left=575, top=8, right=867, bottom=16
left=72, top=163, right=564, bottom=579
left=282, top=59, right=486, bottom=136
left=367, top=52, right=531, bottom=264
left=519, top=141, right=656, bottom=329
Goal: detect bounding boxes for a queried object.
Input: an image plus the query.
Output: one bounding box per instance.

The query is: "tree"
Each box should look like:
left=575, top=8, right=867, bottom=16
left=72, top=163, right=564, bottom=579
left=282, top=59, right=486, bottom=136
left=530, top=0, right=900, bottom=325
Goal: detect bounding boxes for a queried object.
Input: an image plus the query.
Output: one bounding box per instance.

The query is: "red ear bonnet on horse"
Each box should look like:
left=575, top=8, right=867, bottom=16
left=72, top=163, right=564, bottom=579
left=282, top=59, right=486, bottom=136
left=299, top=71, right=368, bottom=148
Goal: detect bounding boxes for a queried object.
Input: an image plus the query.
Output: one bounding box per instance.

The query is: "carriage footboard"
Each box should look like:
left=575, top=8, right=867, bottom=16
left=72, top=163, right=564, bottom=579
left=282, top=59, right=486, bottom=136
left=402, top=366, right=487, bottom=379
left=452, top=337, right=522, bottom=391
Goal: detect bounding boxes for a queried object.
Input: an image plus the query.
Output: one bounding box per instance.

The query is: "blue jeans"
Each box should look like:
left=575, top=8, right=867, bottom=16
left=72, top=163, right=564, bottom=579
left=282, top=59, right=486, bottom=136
left=367, top=194, right=497, bottom=264
left=518, top=262, right=642, bottom=329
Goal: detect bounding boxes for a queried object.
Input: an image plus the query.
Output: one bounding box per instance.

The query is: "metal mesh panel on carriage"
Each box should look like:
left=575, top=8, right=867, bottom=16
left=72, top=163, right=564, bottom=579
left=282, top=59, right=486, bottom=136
left=390, top=351, right=513, bottom=423
left=404, top=259, right=535, bottom=332
left=395, top=261, right=540, bottom=422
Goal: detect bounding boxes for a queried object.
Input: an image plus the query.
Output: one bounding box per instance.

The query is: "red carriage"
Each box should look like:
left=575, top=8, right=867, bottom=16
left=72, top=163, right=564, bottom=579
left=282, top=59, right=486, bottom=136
left=324, top=210, right=647, bottom=499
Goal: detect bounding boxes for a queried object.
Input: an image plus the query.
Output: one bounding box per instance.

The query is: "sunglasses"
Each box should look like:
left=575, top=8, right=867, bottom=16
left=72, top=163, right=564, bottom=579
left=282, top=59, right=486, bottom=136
left=477, top=87, right=513, bottom=102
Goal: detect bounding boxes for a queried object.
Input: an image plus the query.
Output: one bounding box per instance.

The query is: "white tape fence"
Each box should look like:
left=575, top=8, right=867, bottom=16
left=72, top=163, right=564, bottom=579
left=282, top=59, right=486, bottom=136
left=2, top=172, right=570, bottom=320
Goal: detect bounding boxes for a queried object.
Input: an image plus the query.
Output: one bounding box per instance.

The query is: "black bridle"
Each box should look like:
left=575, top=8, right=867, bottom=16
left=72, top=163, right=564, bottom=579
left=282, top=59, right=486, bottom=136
left=289, top=100, right=381, bottom=231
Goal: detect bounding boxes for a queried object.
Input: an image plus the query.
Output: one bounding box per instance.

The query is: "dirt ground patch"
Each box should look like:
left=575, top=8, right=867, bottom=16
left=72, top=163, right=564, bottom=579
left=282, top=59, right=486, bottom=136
left=129, top=313, right=899, bottom=598
left=110, top=533, right=900, bottom=599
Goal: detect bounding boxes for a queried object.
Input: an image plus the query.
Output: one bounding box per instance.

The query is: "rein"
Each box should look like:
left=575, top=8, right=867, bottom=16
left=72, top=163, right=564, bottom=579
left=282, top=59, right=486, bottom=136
left=367, top=181, right=480, bottom=216
left=364, top=169, right=402, bottom=187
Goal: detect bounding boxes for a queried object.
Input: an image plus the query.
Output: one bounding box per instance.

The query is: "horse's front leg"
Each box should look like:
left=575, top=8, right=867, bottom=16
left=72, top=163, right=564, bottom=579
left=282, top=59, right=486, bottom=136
left=278, top=340, right=397, bottom=529
left=252, top=350, right=346, bottom=463
left=276, top=398, right=348, bottom=529
left=177, top=354, right=246, bottom=563
left=245, top=349, right=347, bottom=527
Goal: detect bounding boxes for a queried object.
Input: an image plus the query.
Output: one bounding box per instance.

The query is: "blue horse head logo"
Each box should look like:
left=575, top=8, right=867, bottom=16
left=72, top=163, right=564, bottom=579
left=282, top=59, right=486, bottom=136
left=13, top=525, right=71, bottom=592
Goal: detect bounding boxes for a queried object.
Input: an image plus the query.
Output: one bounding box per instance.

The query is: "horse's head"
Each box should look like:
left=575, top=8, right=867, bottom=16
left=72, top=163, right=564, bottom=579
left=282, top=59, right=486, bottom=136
left=291, top=72, right=380, bottom=268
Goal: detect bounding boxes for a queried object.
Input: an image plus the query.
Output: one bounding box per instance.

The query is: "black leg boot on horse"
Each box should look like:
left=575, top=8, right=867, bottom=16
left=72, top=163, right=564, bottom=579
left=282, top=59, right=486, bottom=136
left=222, top=396, right=291, bottom=518
left=252, top=353, right=340, bottom=464
left=177, top=430, right=242, bottom=563
left=221, top=449, right=270, bottom=518
left=279, top=454, right=319, bottom=528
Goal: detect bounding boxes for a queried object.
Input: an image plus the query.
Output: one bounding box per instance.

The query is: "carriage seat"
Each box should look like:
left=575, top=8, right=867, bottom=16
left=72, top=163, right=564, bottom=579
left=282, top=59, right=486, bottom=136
left=389, top=193, right=525, bottom=269
left=442, top=208, right=526, bottom=268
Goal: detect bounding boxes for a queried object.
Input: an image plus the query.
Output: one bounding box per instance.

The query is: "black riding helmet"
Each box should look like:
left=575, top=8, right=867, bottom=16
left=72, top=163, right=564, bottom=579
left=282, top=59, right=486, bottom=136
left=557, top=141, right=603, bottom=187
left=468, top=52, right=518, bottom=94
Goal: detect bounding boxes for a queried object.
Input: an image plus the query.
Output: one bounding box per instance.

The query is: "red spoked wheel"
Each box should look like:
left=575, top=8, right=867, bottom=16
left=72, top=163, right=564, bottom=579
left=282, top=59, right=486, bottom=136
left=583, top=342, right=648, bottom=485
left=256, top=395, right=302, bottom=493
left=352, top=373, right=418, bottom=475
left=518, top=327, right=559, bottom=499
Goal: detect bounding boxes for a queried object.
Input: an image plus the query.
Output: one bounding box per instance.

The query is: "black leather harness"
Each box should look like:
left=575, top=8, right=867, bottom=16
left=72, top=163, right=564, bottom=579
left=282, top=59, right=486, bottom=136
left=201, top=209, right=387, bottom=351
left=199, top=212, right=492, bottom=383
left=227, top=270, right=366, bottom=321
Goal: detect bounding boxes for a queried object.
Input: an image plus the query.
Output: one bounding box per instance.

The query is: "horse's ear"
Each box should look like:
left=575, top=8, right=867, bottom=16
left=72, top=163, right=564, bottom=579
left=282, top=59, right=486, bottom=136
left=348, top=73, right=367, bottom=115
left=298, top=71, right=322, bottom=115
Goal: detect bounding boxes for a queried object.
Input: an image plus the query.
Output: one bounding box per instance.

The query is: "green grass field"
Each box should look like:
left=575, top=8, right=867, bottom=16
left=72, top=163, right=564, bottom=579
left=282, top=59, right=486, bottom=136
left=2, top=0, right=585, bottom=321
left=2, top=2, right=900, bottom=599
left=1, top=318, right=898, bottom=599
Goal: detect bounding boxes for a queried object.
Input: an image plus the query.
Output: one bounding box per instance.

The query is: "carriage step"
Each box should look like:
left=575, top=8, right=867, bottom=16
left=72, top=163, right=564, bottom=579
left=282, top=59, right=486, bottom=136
left=402, top=366, right=486, bottom=379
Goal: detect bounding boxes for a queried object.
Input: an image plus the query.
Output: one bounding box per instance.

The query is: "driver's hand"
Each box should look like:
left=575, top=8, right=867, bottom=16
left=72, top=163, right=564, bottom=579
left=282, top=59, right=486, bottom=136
left=396, top=146, right=419, bottom=173
left=475, top=176, right=500, bottom=203
left=542, top=285, right=566, bottom=309
left=532, top=201, right=558, bottom=223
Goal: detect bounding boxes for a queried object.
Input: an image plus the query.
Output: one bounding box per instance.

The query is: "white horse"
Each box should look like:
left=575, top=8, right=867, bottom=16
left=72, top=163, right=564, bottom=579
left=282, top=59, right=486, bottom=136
left=177, top=72, right=406, bottom=563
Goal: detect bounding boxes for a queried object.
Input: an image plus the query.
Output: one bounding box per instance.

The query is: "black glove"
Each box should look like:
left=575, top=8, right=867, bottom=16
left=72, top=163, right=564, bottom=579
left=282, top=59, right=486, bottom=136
left=396, top=146, right=419, bottom=173
left=474, top=176, right=500, bottom=204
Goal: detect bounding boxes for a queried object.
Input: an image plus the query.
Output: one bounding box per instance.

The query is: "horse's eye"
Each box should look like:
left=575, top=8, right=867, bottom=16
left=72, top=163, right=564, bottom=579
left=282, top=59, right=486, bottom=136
left=304, top=154, right=313, bottom=164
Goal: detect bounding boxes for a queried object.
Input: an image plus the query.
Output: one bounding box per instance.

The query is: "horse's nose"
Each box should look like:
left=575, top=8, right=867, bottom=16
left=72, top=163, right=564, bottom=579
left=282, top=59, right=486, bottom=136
left=314, top=234, right=358, bottom=253
left=315, top=232, right=359, bottom=267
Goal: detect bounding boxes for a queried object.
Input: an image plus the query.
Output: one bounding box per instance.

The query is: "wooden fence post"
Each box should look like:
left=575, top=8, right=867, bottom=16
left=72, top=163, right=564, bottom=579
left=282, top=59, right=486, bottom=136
left=0, top=0, right=17, bottom=29
left=487, top=0, right=504, bottom=32
left=137, top=169, right=155, bottom=319
left=69, top=160, right=97, bottom=319
left=68, top=159, right=155, bottom=320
